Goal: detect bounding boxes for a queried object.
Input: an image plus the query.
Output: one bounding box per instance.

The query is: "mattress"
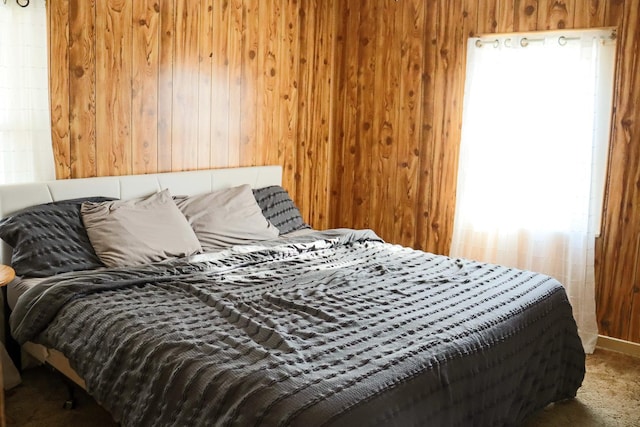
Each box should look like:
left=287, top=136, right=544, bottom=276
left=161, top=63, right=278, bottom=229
left=10, top=229, right=585, bottom=427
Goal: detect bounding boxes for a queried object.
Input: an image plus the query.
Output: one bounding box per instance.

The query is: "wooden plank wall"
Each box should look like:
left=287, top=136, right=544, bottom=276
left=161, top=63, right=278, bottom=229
left=329, top=0, right=640, bottom=343
left=47, top=0, right=640, bottom=343
left=47, top=0, right=335, bottom=230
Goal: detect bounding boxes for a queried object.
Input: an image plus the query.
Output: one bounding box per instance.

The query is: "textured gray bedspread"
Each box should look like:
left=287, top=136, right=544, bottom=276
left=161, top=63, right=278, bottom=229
left=11, top=229, right=585, bottom=427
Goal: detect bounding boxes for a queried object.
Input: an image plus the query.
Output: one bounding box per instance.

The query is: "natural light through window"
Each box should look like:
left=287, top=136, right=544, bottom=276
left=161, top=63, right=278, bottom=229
left=455, top=30, right=615, bottom=233
left=0, top=1, right=55, bottom=185
left=450, top=28, right=616, bottom=353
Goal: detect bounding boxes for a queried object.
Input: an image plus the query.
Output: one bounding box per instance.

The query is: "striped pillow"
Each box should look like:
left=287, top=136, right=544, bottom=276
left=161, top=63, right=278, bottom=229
left=0, top=197, right=114, bottom=277
left=252, top=186, right=310, bottom=235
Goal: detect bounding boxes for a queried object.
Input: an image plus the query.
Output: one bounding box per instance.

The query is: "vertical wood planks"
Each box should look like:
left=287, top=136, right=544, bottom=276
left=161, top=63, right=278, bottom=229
left=633, top=231, right=640, bottom=341
left=428, top=0, right=476, bottom=253
left=430, top=0, right=475, bottom=253
left=597, top=0, right=640, bottom=342
left=617, top=0, right=640, bottom=343
left=415, top=1, right=438, bottom=251
left=425, top=0, right=458, bottom=251
left=132, top=0, right=160, bottom=175
left=308, top=0, right=336, bottom=230
left=496, top=0, right=515, bottom=32
left=336, top=3, right=360, bottom=231
left=573, top=0, right=605, bottom=28
left=49, top=0, right=71, bottom=179
left=96, top=0, right=132, bottom=177
left=279, top=0, right=300, bottom=196
left=257, top=1, right=278, bottom=169
left=328, top=2, right=349, bottom=230
left=210, top=0, right=230, bottom=168
left=351, top=1, right=376, bottom=231
left=605, top=0, right=626, bottom=27
left=238, top=0, right=258, bottom=168
left=296, top=0, right=314, bottom=223
left=371, top=0, right=402, bottom=242
left=157, top=0, right=175, bottom=172
left=172, top=0, right=200, bottom=171
left=226, top=0, right=243, bottom=167
left=393, top=0, right=424, bottom=247
left=595, top=0, right=625, bottom=323
left=514, top=0, right=539, bottom=31
left=537, top=0, right=575, bottom=30
left=197, top=0, right=214, bottom=170
left=68, top=0, right=97, bottom=178
left=444, top=0, right=477, bottom=248
left=478, top=0, right=500, bottom=34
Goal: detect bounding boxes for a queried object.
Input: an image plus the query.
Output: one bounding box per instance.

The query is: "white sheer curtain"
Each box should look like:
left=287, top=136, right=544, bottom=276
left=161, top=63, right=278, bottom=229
left=0, top=0, right=55, bottom=185
left=450, top=29, right=616, bottom=354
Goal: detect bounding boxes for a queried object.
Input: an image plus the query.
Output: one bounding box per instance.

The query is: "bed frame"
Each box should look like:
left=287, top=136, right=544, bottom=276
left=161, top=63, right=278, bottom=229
left=0, top=166, right=282, bottom=390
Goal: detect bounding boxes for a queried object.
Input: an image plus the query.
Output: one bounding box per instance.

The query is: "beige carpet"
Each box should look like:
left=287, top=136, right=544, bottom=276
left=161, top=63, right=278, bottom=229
left=524, top=349, right=640, bottom=427
left=4, top=349, right=639, bottom=426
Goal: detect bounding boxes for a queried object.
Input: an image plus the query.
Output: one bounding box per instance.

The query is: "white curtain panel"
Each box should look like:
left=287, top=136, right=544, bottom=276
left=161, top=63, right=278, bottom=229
left=451, top=29, right=617, bottom=353
left=0, top=0, right=55, bottom=184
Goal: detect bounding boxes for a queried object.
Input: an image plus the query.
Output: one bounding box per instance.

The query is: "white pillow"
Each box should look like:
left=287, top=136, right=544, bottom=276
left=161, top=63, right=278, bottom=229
left=175, top=184, right=279, bottom=252
left=81, top=189, right=202, bottom=268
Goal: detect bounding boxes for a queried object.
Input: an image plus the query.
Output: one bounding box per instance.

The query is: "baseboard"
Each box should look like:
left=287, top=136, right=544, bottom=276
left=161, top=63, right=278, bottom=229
left=596, top=335, right=640, bottom=358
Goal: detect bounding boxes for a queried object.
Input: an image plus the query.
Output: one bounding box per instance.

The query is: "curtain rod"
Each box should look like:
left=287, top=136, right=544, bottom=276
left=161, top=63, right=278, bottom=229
left=475, top=28, right=616, bottom=48
left=2, top=0, right=30, bottom=6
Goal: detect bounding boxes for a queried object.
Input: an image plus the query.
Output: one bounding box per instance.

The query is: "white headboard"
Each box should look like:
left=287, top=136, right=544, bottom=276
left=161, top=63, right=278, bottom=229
left=0, top=166, right=282, bottom=266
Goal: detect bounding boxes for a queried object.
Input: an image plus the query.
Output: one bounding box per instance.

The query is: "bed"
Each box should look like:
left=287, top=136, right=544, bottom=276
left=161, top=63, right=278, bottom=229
left=0, top=166, right=585, bottom=426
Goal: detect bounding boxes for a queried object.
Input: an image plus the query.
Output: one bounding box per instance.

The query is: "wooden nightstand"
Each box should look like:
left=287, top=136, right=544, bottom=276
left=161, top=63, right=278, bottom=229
left=0, top=265, right=15, bottom=288
left=1, top=265, right=17, bottom=363
left=0, top=265, right=15, bottom=345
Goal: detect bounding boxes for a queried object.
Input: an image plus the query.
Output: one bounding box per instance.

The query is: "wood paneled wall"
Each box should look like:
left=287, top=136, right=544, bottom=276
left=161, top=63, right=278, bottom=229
left=329, top=0, right=640, bottom=344
left=47, top=1, right=640, bottom=343
left=47, top=0, right=335, bottom=229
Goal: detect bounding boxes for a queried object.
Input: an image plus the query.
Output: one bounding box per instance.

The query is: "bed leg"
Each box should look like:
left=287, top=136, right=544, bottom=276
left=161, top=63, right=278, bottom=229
left=63, top=378, right=78, bottom=409
left=53, top=368, right=77, bottom=410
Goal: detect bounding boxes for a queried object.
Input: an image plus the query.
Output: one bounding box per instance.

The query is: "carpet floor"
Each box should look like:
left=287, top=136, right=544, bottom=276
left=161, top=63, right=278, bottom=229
left=4, top=348, right=639, bottom=426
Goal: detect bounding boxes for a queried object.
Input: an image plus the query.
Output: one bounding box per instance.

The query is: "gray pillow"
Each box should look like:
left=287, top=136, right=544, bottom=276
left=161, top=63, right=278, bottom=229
left=0, top=197, right=115, bottom=277
left=252, top=186, right=310, bottom=234
left=81, top=189, right=202, bottom=268
left=175, top=185, right=279, bottom=252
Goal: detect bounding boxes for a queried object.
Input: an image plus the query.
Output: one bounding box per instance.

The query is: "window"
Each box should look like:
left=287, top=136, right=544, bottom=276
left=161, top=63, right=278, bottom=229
left=450, top=28, right=617, bottom=353
left=0, top=1, right=55, bottom=185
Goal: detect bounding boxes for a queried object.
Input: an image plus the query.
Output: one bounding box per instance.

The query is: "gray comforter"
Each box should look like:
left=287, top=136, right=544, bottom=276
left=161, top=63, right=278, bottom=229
left=11, top=229, right=585, bottom=427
